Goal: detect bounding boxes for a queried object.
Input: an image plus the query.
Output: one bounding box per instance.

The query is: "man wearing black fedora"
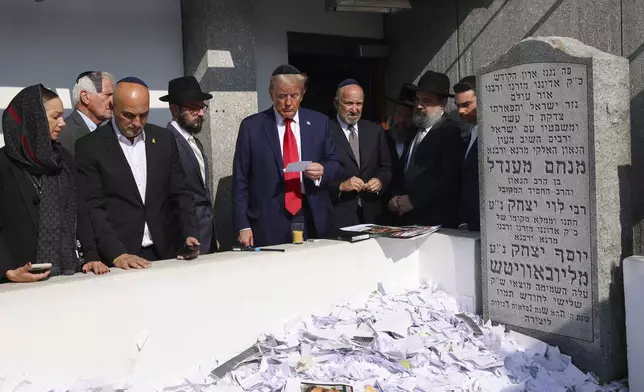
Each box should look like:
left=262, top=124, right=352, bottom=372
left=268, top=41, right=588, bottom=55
left=388, top=70, right=464, bottom=228
left=385, top=83, right=416, bottom=166
left=161, top=76, right=218, bottom=254
left=381, top=83, right=415, bottom=224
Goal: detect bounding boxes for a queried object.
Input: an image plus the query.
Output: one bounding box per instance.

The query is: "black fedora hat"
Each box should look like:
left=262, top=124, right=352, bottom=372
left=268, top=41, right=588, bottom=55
left=410, top=70, right=454, bottom=98
left=159, top=76, right=213, bottom=104
left=386, top=83, right=416, bottom=107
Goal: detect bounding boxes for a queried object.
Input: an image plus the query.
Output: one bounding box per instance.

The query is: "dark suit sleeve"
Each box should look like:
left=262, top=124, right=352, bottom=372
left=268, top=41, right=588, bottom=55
left=168, top=136, right=198, bottom=241
left=75, top=138, right=128, bottom=263
left=58, top=125, right=76, bottom=156
left=0, top=175, right=12, bottom=282
left=327, top=179, right=343, bottom=201
left=408, top=129, right=464, bottom=210
left=76, top=202, right=100, bottom=263
left=375, top=125, right=393, bottom=191
left=232, top=118, right=252, bottom=231
left=319, top=117, right=342, bottom=188
left=62, top=150, right=100, bottom=263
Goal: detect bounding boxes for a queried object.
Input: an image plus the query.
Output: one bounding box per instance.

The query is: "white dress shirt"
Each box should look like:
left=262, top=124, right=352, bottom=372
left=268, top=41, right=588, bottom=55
left=274, top=108, right=321, bottom=192
left=77, top=110, right=98, bottom=132
left=395, top=142, right=405, bottom=158
left=465, top=125, right=478, bottom=159
left=336, top=115, right=358, bottom=141
left=112, top=119, right=153, bottom=247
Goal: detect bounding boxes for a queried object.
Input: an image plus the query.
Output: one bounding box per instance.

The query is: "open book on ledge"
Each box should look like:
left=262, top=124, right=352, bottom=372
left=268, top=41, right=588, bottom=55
left=335, top=224, right=441, bottom=241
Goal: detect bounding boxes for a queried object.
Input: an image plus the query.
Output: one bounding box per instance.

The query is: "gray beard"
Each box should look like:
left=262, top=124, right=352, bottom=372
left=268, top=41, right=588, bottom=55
left=412, top=112, right=442, bottom=129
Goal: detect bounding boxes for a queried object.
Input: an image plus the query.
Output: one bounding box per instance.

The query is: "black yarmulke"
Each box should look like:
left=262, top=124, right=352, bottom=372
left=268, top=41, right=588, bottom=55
left=117, top=77, right=148, bottom=88
left=338, top=78, right=360, bottom=88
left=272, top=64, right=301, bottom=76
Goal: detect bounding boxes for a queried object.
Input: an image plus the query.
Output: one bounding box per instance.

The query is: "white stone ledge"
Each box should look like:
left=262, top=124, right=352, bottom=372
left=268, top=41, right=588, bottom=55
left=0, top=232, right=481, bottom=388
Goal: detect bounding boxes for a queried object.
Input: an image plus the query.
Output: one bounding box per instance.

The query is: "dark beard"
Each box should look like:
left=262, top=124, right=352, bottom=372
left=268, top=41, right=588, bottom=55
left=389, top=124, right=407, bottom=142
left=178, top=115, right=203, bottom=135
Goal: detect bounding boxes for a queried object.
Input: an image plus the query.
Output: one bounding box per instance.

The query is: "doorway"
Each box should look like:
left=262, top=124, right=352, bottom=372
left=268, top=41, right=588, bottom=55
left=287, top=32, right=388, bottom=124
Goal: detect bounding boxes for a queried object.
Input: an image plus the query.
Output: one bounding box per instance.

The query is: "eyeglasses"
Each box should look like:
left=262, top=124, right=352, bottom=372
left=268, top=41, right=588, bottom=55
left=182, top=103, right=208, bottom=114
left=75, top=71, right=98, bottom=83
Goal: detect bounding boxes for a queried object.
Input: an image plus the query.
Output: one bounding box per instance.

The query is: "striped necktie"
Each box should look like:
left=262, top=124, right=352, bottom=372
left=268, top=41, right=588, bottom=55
left=188, top=135, right=206, bottom=186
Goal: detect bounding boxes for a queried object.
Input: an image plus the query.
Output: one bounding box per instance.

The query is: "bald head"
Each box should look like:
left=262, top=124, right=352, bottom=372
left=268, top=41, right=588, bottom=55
left=113, top=82, right=150, bottom=139
left=335, top=84, right=364, bottom=125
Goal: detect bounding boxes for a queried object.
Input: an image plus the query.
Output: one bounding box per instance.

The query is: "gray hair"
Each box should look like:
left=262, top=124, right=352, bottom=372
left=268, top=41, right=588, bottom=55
left=269, top=73, right=308, bottom=91
left=72, top=71, right=114, bottom=106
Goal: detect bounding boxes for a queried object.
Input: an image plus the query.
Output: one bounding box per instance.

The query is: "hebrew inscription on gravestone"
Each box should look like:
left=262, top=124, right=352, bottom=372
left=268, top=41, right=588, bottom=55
left=481, top=63, right=592, bottom=340
left=478, top=36, right=631, bottom=381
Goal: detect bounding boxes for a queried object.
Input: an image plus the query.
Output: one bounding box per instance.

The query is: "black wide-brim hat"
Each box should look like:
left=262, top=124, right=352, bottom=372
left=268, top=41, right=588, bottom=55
left=386, top=83, right=416, bottom=107
left=409, top=70, right=454, bottom=98
left=159, top=76, right=213, bottom=104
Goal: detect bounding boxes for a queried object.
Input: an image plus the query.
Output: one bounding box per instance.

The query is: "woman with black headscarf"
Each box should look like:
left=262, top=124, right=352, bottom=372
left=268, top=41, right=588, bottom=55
left=0, top=84, right=109, bottom=283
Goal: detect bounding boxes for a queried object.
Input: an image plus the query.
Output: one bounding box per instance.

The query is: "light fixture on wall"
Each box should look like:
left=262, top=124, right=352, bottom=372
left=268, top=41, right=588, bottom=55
left=325, top=0, right=412, bottom=13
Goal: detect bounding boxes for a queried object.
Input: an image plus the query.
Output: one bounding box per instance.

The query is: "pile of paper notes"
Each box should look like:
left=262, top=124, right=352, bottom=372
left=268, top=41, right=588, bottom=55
left=212, top=282, right=627, bottom=392
left=0, top=283, right=628, bottom=391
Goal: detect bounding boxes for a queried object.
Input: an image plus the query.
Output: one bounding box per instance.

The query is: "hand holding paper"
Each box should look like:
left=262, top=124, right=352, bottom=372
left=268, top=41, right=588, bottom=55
left=284, top=161, right=312, bottom=173
left=303, top=162, right=324, bottom=181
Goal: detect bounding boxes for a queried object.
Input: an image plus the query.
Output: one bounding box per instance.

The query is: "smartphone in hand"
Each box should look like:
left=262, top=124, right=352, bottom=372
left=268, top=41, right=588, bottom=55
left=177, top=245, right=200, bottom=260
left=29, top=263, right=52, bottom=274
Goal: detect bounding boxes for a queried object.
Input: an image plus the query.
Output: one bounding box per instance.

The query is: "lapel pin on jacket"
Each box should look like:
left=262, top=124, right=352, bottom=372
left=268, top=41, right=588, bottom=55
left=152, top=138, right=156, bottom=144
left=306, top=120, right=311, bottom=126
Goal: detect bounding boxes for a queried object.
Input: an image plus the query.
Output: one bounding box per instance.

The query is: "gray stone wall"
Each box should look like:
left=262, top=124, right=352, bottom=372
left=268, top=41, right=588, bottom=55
left=181, top=0, right=258, bottom=250
left=385, top=1, right=641, bottom=379
left=385, top=0, right=641, bottom=253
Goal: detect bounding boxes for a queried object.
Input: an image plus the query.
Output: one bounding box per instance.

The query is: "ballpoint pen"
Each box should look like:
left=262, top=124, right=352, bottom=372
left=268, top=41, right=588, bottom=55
left=232, top=247, right=286, bottom=253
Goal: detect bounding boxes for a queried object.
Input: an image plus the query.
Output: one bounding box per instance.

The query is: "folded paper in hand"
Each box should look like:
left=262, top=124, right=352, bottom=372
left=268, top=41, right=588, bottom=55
left=284, top=161, right=312, bottom=173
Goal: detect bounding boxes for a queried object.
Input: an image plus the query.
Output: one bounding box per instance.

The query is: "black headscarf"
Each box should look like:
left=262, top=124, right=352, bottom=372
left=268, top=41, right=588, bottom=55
left=2, top=84, right=78, bottom=275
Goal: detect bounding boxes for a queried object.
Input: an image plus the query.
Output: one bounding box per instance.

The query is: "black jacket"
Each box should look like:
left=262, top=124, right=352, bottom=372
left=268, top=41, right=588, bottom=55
left=0, top=146, right=98, bottom=280
left=75, top=123, right=198, bottom=263
left=328, top=118, right=393, bottom=230
left=460, top=131, right=480, bottom=231
left=397, top=116, right=464, bottom=228
left=168, top=124, right=217, bottom=253
left=58, top=110, right=92, bottom=157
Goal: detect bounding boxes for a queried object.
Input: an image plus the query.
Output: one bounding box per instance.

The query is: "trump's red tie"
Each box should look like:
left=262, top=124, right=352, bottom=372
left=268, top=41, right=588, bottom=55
left=283, top=118, right=302, bottom=215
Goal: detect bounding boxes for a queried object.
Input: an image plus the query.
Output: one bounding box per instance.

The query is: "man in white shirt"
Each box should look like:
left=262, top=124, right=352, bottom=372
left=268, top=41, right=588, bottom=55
left=454, top=75, right=480, bottom=231
left=59, top=71, right=114, bottom=155
left=76, top=77, right=200, bottom=268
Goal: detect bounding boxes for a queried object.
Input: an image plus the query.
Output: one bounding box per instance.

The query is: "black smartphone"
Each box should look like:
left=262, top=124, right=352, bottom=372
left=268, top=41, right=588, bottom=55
left=177, top=245, right=200, bottom=260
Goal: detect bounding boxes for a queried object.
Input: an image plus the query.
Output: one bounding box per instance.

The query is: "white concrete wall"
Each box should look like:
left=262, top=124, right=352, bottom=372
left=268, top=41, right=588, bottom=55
left=624, top=255, right=644, bottom=392
left=417, top=229, right=482, bottom=314
left=0, top=0, right=183, bottom=146
left=251, top=0, right=384, bottom=110
left=0, top=233, right=481, bottom=390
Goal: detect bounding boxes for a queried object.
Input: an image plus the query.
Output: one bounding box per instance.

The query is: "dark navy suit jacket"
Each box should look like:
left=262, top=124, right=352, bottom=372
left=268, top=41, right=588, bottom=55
left=232, top=107, right=342, bottom=246
left=168, top=123, right=218, bottom=253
